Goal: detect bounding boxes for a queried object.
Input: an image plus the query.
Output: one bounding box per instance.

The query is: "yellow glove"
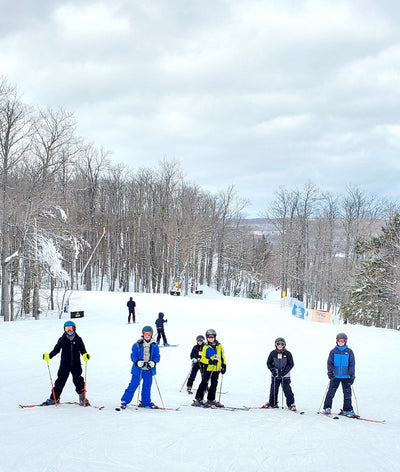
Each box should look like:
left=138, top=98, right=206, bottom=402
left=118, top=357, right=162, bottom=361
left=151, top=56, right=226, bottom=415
left=83, top=353, right=90, bottom=363
left=43, top=353, right=50, bottom=362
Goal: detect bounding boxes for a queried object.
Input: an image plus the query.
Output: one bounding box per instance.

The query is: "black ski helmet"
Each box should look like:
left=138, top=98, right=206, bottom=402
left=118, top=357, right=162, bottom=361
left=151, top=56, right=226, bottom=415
left=336, top=332, right=348, bottom=341
left=196, top=335, right=205, bottom=342
left=205, top=329, right=217, bottom=337
left=275, top=337, right=286, bottom=347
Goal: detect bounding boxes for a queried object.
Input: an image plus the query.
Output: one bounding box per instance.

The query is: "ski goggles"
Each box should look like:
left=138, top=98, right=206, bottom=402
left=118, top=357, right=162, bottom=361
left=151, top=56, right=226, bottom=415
left=143, top=331, right=152, bottom=336
left=65, top=326, right=74, bottom=332
left=276, top=342, right=285, bottom=346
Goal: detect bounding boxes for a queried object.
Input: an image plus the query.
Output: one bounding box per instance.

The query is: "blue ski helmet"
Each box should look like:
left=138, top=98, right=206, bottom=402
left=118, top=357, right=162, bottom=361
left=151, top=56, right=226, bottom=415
left=142, top=325, right=153, bottom=334
left=64, top=320, right=76, bottom=330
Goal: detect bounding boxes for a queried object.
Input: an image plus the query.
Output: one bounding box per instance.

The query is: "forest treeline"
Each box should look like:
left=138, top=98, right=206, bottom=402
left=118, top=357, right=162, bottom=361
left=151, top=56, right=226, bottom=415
left=1, top=77, right=399, bottom=329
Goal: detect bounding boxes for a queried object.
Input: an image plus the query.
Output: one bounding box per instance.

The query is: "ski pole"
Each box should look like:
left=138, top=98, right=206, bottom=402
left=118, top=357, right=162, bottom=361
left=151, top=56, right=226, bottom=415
left=318, top=381, right=331, bottom=413
left=218, top=369, right=224, bottom=404
left=351, top=384, right=359, bottom=415
left=179, top=365, right=193, bottom=392
left=83, top=359, right=88, bottom=407
left=281, top=377, right=284, bottom=409
left=45, top=358, right=58, bottom=407
left=136, top=368, right=143, bottom=410
left=153, top=375, right=165, bottom=409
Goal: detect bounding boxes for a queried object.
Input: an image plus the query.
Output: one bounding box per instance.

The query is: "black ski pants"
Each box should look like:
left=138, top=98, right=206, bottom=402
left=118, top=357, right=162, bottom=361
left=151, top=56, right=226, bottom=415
left=51, top=362, right=85, bottom=400
left=195, top=369, right=220, bottom=402
left=268, top=376, right=295, bottom=407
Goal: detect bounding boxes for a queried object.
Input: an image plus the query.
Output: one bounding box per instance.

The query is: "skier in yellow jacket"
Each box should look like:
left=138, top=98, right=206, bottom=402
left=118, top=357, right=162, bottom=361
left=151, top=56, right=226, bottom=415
left=192, top=329, right=226, bottom=408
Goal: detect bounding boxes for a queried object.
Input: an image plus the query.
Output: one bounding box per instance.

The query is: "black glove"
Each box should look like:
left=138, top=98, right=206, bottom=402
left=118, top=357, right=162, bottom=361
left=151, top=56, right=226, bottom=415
left=328, top=371, right=335, bottom=379
left=349, top=375, right=355, bottom=385
left=209, top=358, right=218, bottom=365
left=271, top=369, right=278, bottom=377
left=221, top=364, right=226, bottom=375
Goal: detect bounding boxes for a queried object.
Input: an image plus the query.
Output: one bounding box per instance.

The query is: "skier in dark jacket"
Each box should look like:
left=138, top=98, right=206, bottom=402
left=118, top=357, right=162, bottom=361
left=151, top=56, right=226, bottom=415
left=42, top=321, right=90, bottom=406
left=186, top=335, right=205, bottom=394
left=155, top=312, right=169, bottom=346
left=127, top=297, right=136, bottom=323
left=264, top=337, right=296, bottom=410
left=323, top=333, right=356, bottom=417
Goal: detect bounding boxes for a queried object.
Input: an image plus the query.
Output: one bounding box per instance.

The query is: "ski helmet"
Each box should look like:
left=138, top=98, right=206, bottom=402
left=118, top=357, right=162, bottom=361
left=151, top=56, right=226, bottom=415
left=205, top=329, right=217, bottom=338
left=336, top=333, right=348, bottom=341
left=196, top=335, right=205, bottom=342
left=64, top=320, right=76, bottom=331
left=142, top=326, right=153, bottom=335
left=275, top=337, right=286, bottom=347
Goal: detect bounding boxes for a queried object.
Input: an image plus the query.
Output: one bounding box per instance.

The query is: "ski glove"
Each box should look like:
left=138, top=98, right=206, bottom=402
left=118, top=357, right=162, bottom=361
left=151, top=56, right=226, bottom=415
left=43, top=353, right=50, bottom=362
left=82, top=353, right=90, bottom=363
left=328, top=371, right=335, bottom=379
left=148, top=360, right=156, bottom=368
left=209, top=358, right=218, bottom=365
left=192, top=358, right=198, bottom=365
left=221, top=364, right=226, bottom=375
left=271, top=369, right=278, bottom=377
left=136, top=360, right=145, bottom=368
left=279, top=369, right=286, bottom=377
left=349, top=375, right=355, bottom=385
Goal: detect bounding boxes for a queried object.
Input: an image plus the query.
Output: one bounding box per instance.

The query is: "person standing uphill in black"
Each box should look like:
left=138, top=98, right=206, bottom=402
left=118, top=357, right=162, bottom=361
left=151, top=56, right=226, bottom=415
left=155, top=312, right=169, bottom=346
left=127, top=297, right=136, bottom=323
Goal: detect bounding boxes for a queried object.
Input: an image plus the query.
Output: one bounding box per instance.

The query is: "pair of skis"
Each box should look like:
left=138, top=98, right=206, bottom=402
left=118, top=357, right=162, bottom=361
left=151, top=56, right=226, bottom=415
left=19, top=402, right=104, bottom=410
left=318, top=410, right=385, bottom=423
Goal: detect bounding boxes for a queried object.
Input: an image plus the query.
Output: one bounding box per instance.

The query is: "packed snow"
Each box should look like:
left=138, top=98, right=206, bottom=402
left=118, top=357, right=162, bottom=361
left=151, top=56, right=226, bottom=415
left=1, top=287, right=399, bottom=472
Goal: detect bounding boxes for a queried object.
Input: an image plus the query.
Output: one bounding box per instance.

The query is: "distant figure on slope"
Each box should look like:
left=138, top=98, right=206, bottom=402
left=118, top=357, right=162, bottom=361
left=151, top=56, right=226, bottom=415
left=323, top=333, right=356, bottom=417
left=42, top=321, right=90, bottom=406
left=264, top=337, right=296, bottom=411
left=155, top=312, right=169, bottom=346
left=120, top=326, right=160, bottom=409
left=193, top=329, right=226, bottom=407
left=186, top=335, right=205, bottom=394
left=127, top=297, right=136, bottom=324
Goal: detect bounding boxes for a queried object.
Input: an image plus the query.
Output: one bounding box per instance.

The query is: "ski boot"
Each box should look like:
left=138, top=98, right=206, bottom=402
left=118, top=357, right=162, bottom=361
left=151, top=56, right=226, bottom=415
left=341, top=410, right=356, bottom=417
left=79, top=393, right=90, bottom=406
left=261, top=402, right=278, bottom=409
left=41, top=397, right=59, bottom=406
left=192, top=399, right=204, bottom=407
left=288, top=404, right=297, bottom=411
left=187, top=387, right=193, bottom=395
left=120, top=402, right=127, bottom=409
left=323, top=408, right=332, bottom=415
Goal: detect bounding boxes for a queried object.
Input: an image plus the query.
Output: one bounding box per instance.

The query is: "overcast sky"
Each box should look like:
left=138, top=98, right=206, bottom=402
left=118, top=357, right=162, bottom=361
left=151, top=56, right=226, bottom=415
left=1, top=0, right=400, bottom=217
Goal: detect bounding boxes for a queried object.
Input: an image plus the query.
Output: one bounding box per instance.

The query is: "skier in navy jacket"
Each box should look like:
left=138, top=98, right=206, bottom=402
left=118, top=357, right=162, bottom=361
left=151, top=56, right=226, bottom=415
left=323, top=333, right=356, bottom=417
left=120, top=326, right=161, bottom=409
left=155, top=312, right=169, bottom=346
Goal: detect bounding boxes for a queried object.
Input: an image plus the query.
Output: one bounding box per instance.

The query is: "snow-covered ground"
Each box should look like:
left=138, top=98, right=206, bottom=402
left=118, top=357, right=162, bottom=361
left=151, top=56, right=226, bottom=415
left=1, top=287, right=399, bottom=472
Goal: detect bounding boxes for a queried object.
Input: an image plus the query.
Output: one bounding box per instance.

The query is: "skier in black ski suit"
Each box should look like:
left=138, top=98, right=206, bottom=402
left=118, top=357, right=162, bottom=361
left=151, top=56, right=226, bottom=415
left=265, top=337, right=296, bottom=410
left=155, top=312, right=169, bottom=346
left=127, top=297, right=136, bottom=323
left=42, top=321, right=90, bottom=406
left=186, top=335, right=205, bottom=394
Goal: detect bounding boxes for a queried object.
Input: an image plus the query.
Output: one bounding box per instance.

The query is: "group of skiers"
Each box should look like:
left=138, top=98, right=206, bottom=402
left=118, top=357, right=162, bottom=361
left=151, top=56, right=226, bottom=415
left=41, top=314, right=356, bottom=416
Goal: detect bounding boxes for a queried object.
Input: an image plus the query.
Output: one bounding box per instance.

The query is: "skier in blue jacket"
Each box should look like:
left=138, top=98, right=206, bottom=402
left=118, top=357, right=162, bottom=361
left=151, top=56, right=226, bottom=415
left=323, top=333, right=356, bottom=417
left=120, top=326, right=161, bottom=409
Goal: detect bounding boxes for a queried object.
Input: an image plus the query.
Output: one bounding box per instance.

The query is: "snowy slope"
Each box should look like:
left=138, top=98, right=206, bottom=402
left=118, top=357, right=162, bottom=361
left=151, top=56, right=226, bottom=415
left=1, top=288, right=399, bottom=472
